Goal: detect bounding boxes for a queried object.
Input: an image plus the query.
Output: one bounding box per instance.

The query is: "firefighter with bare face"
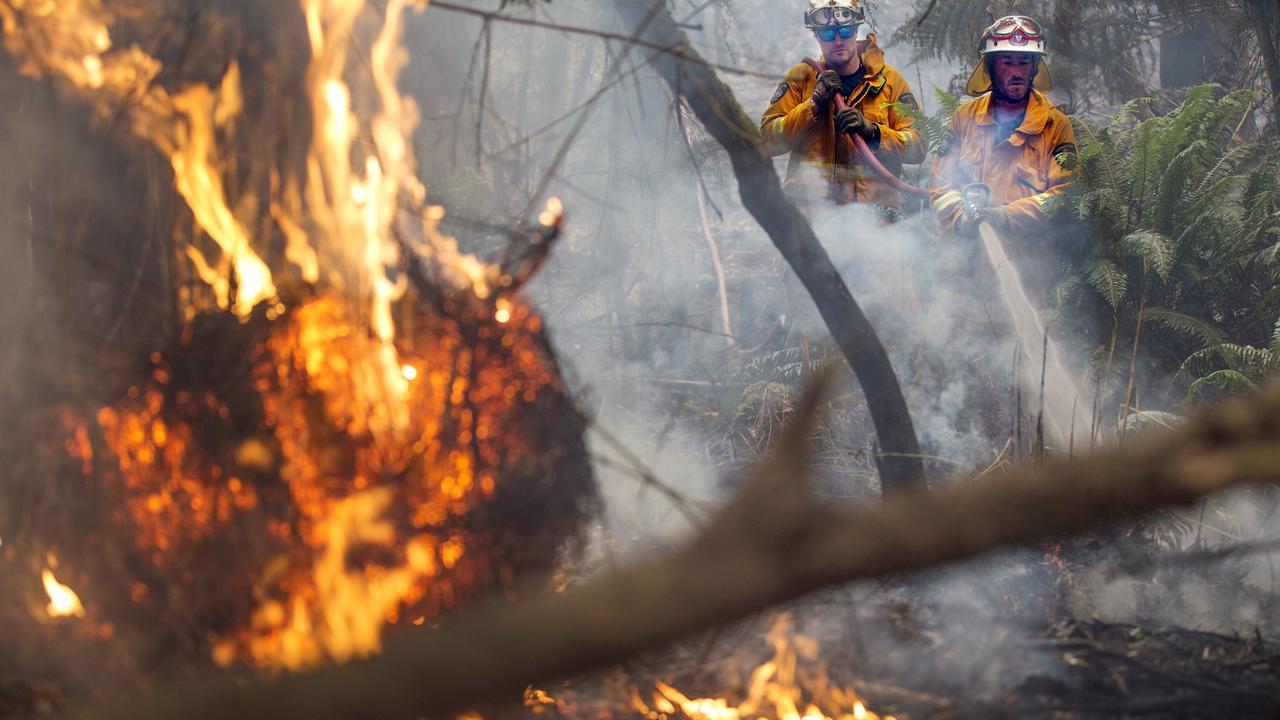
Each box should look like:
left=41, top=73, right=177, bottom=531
left=930, top=16, right=1078, bottom=236
left=761, top=0, right=925, bottom=215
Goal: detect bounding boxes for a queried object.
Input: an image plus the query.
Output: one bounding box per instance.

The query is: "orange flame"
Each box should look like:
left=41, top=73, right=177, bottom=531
left=225, top=489, right=442, bottom=670
left=633, top=615, right=896, bottom=720
left=0, top=0, right=277, bottom=319
left=42, top=569, right=86, bottom=619
left=11, top=0, right=563, bottom=673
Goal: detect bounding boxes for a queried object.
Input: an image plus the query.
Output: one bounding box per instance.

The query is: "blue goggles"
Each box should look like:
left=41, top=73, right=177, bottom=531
left=816, top=24, right=857, bottom=41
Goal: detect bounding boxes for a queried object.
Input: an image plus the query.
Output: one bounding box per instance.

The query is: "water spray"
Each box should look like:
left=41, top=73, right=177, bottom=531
left=961, top=184, right=1091, bottom=454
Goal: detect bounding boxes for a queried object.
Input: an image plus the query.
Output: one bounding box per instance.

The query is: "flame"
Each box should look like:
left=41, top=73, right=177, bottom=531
left=74, top=288, right=557, bottom=669
left=231, top=489, right=441, bottom=670
left=633, top=615, right=896, bottom=720
left=170, top=68, right=278, bottom=319
left=0, top=1, right=278, bottom=319
left=42, top=569, right=85, bottom=619
left=13, top=0, right=572, bottom=673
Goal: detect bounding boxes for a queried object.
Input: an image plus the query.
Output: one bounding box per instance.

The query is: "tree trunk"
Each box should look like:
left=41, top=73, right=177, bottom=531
left=1247, top=0, right=1280, bottom=130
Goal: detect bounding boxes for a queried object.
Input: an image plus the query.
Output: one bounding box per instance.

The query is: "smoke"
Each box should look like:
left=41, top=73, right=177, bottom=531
left=399, top=0, right=1083, bottom=704
left=406, top=0, right=1280, bottom=706
left=398, top=1, right=1089, bottom=704
left=0, top=0, right=1274, bottom=715
left=807, top=204, right=1021, bottom=469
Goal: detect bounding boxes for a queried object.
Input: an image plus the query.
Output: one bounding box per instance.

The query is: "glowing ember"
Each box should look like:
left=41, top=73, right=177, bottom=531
left=42, top=569, right=85, bottom=619
left=538, top=197, right=564, bottom=228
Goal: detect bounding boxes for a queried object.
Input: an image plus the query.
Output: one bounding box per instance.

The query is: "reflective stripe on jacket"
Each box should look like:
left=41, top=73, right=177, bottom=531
left=929, top=90, right=1077, bottom=233
left=760, top=38, right=925, bottom=208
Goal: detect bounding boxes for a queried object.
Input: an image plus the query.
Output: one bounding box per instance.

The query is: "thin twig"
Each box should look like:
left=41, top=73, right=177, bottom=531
left=1120, top=267, right=1150, bottom=438
left=474, top=19, right=492, bottom=169
left=482, top=62, right=654, bottom=161
left=498, top=4, right=662, bottom=270
left=676, top=103, right=733, bottom=346
left=586, top=427, right=710, bottom=531
left=914, top=0, right=941, bottom=27
left=421, top=0, right=782, bottom=80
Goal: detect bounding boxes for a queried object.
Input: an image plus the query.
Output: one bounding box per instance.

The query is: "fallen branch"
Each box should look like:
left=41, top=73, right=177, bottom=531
left=87, top=378, right=1280, bottom=720
left=613, top=0, right=925, bottom=491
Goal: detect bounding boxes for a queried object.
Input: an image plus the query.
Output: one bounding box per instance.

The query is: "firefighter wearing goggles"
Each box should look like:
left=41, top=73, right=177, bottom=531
left=760, top=0, right=925, bottom=211
left=929, top=15, right=1078, bottom=236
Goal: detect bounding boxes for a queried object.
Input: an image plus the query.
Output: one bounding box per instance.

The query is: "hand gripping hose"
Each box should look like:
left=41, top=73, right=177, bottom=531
left=803, top=58, right=931, bottom=198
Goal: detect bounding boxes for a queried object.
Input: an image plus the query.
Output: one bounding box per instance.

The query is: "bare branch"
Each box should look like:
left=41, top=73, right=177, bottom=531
left=421, top=0, right=783, bottom=80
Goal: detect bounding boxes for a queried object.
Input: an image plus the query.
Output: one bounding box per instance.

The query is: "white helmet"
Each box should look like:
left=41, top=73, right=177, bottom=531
left=804, top=0, right=865, bottom=29
left=965, top=15, right=1054, bottom=96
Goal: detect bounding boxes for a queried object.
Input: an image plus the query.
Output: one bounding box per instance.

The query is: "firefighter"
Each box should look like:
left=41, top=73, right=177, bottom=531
left=930, top=15, right=1077, bottom=236
left=760, top=0, right=926, bottom=215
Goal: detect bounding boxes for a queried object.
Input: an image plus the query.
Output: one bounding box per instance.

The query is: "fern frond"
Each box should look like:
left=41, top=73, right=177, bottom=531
left=896, top=93, right=959, bottom=156
left=1121, top=231, right=1175, bottom=281
left=1217, top=344, right=1280, bottom=375
left=1086, top=259, right=1128, bottom=309
left=933, top=88, right=963, bottom=116
left=1192, top=142, right=1256, bottom=201
left=1143, top=307, right=1225, bottom=348
left=1153, top=139, right=1213, bottom=233
left=1122, top=410, right=1184, bottom=434
left=1188, top=369, right=1258, bottom=401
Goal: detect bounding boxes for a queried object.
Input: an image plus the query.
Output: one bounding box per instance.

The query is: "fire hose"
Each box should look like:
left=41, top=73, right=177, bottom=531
left=802, top=58, right=931, bottom=199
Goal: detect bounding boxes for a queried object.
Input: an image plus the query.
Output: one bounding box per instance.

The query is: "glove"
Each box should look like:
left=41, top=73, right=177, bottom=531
left=955, top=206, right=1009, bottom=237
left=811, top=70, right=841, bottom=112
left=835, top=106, right=878, bottom=142
left=955, top=213, right=980, bottom=238
left=977, top=206, right=1010, bottom=229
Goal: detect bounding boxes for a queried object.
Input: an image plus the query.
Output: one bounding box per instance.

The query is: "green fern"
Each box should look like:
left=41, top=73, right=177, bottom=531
left=1086, top=259, right=1128, bottom=309
left=1121, top=231, right=1175, bottom=281
left=896, top=89, right=962, bottom=156
left=1058, top=84, right=1280, bottom=406
left=1143, top=308, right=1225, bottom=348
left=1187, top=370, right=1259, bottom=401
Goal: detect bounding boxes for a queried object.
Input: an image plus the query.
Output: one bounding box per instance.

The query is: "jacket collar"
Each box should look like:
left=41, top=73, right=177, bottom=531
left=973, top=90, right=1052, bottom=144
left=858, top=33, right=885, bottom=79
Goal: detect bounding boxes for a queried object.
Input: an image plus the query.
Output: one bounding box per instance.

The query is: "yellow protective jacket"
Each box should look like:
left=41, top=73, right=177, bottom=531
left=930, top=90, right=1077, bottom=233
left=760, top=38, right=925, bottom=208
